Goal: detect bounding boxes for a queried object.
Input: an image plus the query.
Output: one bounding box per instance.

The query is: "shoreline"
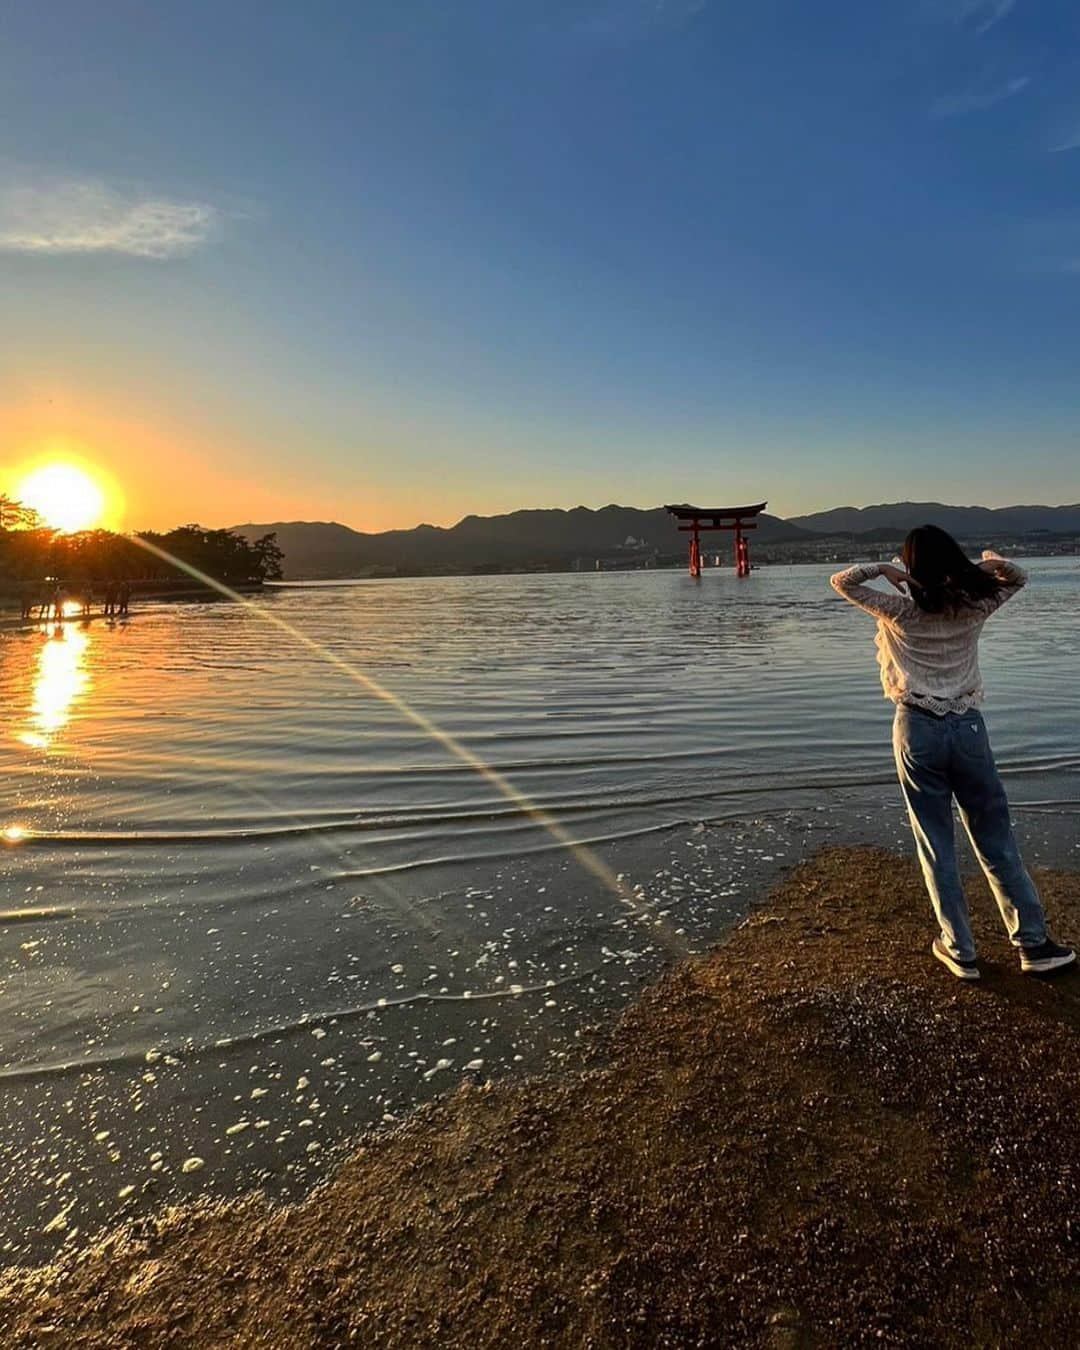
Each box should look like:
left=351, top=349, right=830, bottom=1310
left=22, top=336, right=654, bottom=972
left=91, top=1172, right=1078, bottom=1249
left=2, top=845, right=1077, bottom=1347
left=270, top=549, right=1080, bottom=584
left=0, top=583, right=267, bottom=632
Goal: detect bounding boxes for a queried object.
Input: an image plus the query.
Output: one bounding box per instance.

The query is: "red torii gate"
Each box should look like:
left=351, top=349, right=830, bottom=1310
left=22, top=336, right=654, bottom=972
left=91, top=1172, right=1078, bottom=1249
left=665, top=502, right=767, bottom=579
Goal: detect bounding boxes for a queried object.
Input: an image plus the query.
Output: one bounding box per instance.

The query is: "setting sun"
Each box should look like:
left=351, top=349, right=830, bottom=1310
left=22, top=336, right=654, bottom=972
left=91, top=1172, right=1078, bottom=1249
left=16, top=462, right=109, bottom=533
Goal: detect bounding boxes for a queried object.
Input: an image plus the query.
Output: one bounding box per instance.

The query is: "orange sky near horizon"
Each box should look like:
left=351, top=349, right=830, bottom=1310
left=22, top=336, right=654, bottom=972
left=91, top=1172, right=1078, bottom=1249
left=4, top=393, right=761, bottom=535
left=0, top=396, right=490, bottom=534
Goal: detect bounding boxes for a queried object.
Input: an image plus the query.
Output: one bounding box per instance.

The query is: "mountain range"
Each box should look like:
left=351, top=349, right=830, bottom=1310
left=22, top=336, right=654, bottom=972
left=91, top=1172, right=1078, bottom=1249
left=787, top=502, right=1080, bottom=536
left=233, top=501, right=1080, bottom=579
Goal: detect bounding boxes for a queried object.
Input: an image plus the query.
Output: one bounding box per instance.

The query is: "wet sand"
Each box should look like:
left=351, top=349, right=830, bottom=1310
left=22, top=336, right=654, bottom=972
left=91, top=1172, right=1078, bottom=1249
left=1, top=845, right=1078, bottom=1348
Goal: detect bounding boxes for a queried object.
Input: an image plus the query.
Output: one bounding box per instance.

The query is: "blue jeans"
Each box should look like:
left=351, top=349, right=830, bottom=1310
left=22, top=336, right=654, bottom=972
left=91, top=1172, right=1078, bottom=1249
left=892, top=705, right=1048, bottom=960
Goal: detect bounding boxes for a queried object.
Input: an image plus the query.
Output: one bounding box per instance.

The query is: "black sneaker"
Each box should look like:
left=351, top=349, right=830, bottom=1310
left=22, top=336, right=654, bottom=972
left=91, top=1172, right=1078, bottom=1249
left=932, top=938, right=980, bottom=981
left=1020, top=938, right=1076, bottom=975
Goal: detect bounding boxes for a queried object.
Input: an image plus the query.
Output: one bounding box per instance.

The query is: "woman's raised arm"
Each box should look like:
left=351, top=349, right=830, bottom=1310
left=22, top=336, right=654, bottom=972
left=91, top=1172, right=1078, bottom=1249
left=974, top=550, right=1028, bottom=616
left=830, top=562, right=914, bottom=622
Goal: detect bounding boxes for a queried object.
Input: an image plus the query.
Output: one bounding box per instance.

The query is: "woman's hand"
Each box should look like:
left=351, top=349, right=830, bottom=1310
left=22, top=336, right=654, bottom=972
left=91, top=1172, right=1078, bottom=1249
left=979, top=549, right=1010, bottom=578
left=878, top=563, right=917, bottom=593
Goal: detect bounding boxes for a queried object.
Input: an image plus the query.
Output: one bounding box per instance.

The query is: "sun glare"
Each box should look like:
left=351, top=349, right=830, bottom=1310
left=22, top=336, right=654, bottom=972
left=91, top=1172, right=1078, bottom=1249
left=16, top=462, right=109, bottom=533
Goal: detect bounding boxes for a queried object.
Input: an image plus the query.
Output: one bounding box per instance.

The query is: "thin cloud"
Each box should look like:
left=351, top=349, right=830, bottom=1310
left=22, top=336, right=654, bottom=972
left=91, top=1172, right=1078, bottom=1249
left=576, top=0, right=707, bottom=41
left=925, top=0, right=1016, bottom=34
left=930, top=74, right=1029, bottom=117
left=0, top=181, right=220, bottom=259
left=1048, top=129, right=1080, bottom=153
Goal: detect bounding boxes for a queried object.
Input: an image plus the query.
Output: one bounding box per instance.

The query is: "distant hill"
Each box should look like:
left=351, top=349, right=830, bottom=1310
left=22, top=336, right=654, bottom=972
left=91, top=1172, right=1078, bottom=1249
left=789, top=501, right=1080, bottom=537
left=234, top=506, right=810, bottom=579
left=234, top=500, right=1080, bottom=579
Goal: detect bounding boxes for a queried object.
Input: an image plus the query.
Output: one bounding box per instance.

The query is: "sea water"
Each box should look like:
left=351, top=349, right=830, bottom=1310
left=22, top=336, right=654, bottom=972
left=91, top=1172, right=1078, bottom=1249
left=1, top=561, right=1077, bottom=1259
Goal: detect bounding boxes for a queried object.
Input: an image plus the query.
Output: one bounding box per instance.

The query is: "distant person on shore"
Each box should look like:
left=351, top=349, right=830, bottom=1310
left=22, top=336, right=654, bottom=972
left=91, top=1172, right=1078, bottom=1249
left=831, top=526, right=1074, bottom=980
left=118, top=581, right=131, bottom=616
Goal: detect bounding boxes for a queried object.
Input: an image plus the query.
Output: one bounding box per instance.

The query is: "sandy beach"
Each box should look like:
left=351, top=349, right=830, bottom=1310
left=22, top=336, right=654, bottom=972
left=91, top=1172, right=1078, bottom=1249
left=2, top=844, right=1077, bottom=1348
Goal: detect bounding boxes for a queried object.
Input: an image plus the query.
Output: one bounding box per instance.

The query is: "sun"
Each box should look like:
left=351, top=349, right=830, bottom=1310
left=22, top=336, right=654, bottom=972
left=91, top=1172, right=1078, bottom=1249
left=16, top=462, right=109, bottom=533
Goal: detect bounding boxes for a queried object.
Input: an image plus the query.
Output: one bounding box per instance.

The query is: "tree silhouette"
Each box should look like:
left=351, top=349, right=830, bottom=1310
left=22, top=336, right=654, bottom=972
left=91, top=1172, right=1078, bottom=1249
left=0, top=521, right=285, bottom=588
left=251, top=532, right=284, bottom=580
left=0, top=496, right=42, bottom=531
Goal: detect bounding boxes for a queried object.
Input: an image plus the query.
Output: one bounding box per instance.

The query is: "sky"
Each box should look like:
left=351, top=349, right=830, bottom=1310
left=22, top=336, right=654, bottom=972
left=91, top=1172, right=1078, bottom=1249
left=2, top=0, right=1080, bottom=531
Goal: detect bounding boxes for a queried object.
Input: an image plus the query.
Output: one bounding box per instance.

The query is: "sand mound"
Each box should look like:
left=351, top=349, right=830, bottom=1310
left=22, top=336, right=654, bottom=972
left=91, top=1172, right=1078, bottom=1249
left=2, top=846, right=1078, bottom=1348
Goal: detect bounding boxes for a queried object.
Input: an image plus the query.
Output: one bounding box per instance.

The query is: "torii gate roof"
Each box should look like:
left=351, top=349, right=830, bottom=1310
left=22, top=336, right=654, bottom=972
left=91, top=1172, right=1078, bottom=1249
left=664, top=502, right=767, bottom=521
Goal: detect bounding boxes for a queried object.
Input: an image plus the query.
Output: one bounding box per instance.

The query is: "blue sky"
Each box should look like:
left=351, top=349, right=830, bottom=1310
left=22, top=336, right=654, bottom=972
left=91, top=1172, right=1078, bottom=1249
left=2, top=0, right=1079, bottom=529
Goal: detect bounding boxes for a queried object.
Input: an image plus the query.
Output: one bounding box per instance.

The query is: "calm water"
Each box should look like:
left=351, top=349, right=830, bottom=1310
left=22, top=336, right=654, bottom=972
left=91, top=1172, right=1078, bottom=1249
left=2, top=561, right=1078, bottom=1259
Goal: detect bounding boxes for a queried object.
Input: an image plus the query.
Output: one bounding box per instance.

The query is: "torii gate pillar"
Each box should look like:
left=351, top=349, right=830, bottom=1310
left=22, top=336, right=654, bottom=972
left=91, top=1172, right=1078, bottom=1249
left=689, top=523, right=702, bottom=578
left=735, top=526, right=751, bottom=577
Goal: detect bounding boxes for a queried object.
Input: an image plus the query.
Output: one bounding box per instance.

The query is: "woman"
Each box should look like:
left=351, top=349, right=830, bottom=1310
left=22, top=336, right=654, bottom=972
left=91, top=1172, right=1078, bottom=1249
left=831, top=525, right=1073, bottom=980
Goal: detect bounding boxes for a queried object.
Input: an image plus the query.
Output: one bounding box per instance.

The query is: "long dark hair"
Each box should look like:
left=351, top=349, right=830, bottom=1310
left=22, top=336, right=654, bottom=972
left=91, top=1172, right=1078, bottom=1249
left=902, top=524, right=1003, bottom=615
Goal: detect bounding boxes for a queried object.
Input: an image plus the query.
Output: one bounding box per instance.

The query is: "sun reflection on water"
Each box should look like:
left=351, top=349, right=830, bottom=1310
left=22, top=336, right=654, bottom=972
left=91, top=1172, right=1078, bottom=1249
left=19, top=625, right=91, bottom=750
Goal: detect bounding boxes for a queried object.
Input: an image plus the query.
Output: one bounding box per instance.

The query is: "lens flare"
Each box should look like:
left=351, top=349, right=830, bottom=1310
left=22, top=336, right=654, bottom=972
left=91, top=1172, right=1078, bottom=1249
left=130, top=534, right=685, bottom=955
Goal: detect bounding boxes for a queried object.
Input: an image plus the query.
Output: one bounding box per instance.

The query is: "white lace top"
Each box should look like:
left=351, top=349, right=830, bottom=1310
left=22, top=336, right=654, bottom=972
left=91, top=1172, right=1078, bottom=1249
left=830, top=559, right=1027, bottom=715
